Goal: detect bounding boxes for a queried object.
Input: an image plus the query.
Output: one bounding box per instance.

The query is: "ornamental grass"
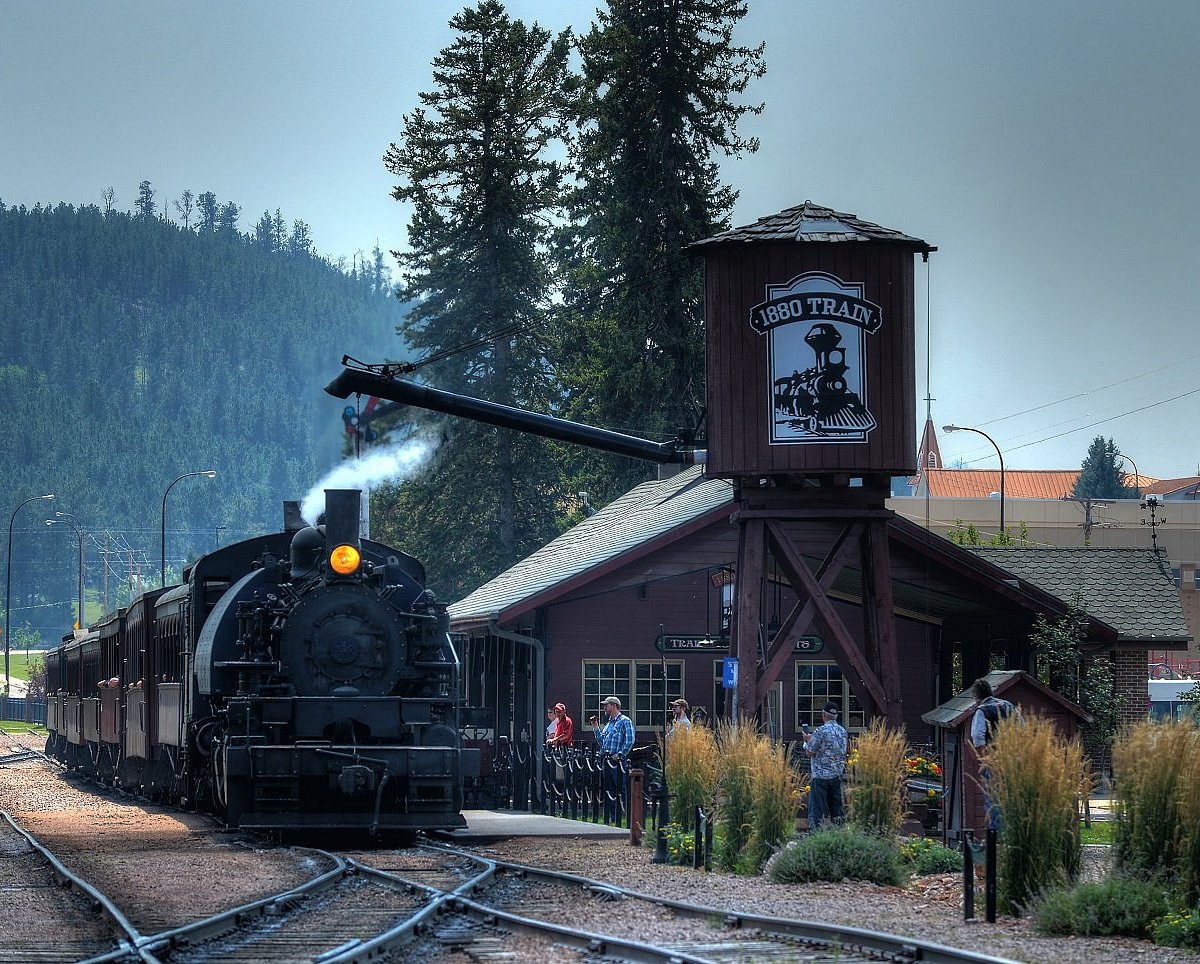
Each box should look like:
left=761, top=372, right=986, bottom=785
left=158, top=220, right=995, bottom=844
left=662, top=720, right=719, bottom=833
left=713, top=720, right=803, bottom=873
left=713, top=721, right=758, bottom=872
left=983, top=713, right=1086, bottom=915
left=743, top=735, right=804, bottom=873
left=846, top=718, right=908, bottom=836
left=1112, top=717, right=1200, bottom=898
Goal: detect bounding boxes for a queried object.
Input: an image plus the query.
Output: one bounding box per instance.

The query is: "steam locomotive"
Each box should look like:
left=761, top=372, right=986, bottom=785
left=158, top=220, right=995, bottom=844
left=44, top=489, right=474, bottom=835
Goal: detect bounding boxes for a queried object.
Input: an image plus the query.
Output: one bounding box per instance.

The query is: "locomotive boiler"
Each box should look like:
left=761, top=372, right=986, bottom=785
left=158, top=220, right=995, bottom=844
left=45, top=489, right=474, bottom=835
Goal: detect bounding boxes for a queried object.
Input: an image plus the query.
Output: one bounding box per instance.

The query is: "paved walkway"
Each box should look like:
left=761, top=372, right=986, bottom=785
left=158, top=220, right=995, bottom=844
left=452, top=809, right=630, bottom=841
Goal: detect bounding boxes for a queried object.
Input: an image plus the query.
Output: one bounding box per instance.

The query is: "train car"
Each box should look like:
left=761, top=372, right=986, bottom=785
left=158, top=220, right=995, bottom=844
left=45, top=489, right=475, bottom=836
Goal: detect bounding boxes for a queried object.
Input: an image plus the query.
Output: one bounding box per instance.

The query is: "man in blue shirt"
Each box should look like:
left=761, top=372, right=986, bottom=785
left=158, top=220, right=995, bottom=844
left=802, top=700, right=848, bottom=831
left=594, top=695, right=634, bottom=823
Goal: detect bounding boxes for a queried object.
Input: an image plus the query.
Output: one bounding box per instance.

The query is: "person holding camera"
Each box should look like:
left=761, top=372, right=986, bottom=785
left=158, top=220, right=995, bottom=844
left=593, top=696, right=634, bottom=823
left=802, top=700, right=848, bottom=831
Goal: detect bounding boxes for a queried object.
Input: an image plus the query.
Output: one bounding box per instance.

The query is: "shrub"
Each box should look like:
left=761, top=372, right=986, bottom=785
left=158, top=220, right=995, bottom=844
left=663, top=722, right=719, bottom=833
left=1112, top=718, right=1199, bottom=888
left=1152, top=907, right=1200, bottom=950
left=984, top=713, right=1086, bottom=914
left=846, top=718, right=908, bottom=836
left=767, top=826, right=904, bottom=886
left=900, top=836, right=962, bottom=875
left=1033, top=876, right=1171, bottom=938
left=658, top=822, right=694, bottom=865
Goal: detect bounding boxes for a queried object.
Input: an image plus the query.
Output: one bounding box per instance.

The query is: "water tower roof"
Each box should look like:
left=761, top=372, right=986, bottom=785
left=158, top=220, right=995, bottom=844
left=687, top=201, right=933, bottom=251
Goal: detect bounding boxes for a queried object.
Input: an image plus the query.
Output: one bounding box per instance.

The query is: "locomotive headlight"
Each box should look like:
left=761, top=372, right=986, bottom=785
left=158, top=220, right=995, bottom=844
left=328, top=544, right=361, bottom=575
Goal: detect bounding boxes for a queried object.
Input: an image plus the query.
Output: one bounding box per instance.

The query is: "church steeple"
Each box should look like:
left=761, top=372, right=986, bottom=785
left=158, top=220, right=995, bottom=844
left=909, top=417, right=943, bottom=492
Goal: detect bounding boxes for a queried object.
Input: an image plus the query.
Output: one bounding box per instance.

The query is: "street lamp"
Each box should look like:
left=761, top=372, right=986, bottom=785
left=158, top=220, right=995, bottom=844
left=5, top=493, right=54, bottom=693
left=46, top=513, right=85, bottom=630
left=1115, top=452, right=1140, bottom=499
left=161, top=471, right=217, bottom=586
left=943, top=424, right=1006, bottom=539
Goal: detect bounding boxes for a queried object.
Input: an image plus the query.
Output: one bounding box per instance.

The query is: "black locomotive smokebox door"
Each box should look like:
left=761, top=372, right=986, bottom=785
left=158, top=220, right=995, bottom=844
left=281, top=583, right=406, bottom=696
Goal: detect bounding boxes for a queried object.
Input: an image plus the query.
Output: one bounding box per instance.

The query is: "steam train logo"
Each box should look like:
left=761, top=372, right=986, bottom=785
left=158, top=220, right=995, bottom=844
left=749, top=271, right=882, bottom=444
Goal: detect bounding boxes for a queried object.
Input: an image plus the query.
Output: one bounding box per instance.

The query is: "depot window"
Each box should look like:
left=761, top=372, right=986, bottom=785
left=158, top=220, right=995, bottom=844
left=795, top=661, right=866, bottom=731
left=582, top=660, right=683, bottom=729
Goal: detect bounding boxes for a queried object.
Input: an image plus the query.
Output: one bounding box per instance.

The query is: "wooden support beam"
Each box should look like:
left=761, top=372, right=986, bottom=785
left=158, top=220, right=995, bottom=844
left=861, top=519, right=904, bottom=725
left=757, top=522, right=863, bottom=704
left=732, top=517, right=766, bottom=720
left=765, top=518, right=888, bottom=713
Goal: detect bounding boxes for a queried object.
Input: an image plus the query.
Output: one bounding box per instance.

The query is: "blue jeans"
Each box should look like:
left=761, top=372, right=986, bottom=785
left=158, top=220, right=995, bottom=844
left=809, top=776, right=844, bottom=831
left=601, top=756, right=626, bottom=824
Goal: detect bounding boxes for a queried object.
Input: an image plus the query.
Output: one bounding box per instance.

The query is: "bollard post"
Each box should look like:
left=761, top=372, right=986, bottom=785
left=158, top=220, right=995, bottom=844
left=693, top=806, right=703, bottom=869
left=985, top=827, right=997, bottom=923
left=962, top=830, right=975, bottom=921
left=629, top=768, right=643, bottom=845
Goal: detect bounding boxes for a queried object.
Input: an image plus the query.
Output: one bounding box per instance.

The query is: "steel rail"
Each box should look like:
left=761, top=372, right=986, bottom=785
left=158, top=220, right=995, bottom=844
left=426, top=842, right=1024, bottom=964
left=319, top=856, right=713, bottom=964
left=1, top=810, right=149, bottom=963
left=130, top=849, right=347, bottom=961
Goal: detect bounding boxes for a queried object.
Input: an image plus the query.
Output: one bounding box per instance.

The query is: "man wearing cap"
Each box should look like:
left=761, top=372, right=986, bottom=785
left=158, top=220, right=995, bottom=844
left=668, top=698, right=691, bottom=739
left=594, top=696, right=634, bottom=822
left=802, top=700, right=848, bottom=831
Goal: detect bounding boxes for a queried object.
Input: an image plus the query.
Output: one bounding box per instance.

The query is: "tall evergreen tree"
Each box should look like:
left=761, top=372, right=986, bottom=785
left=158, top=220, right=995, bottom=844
left=556, top=0, right=764, bottom=502
left=135, top=179, right=156, bottom=220
left=378, top=0, right=579, bottom=595
left=217, top=201, right=241, bottom=237
left=1073, top=436, right=1138, bottom=500
left=197, top=192, right=219, bottom=233
left=254, top=210, right=275, bottom=249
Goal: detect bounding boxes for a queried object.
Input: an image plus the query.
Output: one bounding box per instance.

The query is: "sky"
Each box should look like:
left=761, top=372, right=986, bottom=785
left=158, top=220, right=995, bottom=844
left=4, top=0, right=1200, bottom=481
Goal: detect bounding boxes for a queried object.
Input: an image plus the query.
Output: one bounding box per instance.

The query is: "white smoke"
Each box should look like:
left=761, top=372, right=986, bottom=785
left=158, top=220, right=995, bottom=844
left=301, top=439, right=435, bottom=525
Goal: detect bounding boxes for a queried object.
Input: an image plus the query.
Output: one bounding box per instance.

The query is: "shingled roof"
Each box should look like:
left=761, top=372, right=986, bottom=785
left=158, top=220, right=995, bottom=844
left=450, top=470, right=1189, bottom=646
left=969, top=547, right=1190, bottom=645
left=686, top=201, right=933, bottom=251
left=448, top=467, right=734, bottom=628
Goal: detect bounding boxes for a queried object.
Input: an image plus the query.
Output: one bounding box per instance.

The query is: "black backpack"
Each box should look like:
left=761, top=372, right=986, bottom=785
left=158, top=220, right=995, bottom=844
left=981, top=699, right=1014, bottom=743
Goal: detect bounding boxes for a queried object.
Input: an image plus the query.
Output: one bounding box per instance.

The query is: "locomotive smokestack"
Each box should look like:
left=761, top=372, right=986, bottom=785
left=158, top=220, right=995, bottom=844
left=323, top=489, right=361, bottom=552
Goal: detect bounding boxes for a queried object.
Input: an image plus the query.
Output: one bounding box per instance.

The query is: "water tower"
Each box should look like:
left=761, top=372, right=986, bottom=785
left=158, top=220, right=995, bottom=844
left=688, top=201, right=934, bottom=723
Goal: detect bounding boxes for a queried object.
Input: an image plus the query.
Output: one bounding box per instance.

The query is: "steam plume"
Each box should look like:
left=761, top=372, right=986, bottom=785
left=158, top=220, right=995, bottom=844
left=301, top=439, right=433, bottom=525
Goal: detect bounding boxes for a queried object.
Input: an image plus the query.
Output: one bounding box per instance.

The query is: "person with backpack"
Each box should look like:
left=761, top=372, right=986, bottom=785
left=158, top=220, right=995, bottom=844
left=969, top=678, right=1017, bottom=749
left=969, top=678, right=1019, bottom=832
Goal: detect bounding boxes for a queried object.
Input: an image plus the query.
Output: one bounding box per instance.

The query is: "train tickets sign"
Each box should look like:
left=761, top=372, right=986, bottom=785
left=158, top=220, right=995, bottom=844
left=749, top=271, right=882, bottom=445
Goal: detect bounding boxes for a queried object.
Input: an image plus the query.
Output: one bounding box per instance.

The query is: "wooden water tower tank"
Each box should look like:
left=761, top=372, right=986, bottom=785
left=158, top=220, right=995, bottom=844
left=688, top=202, right=934, bottom=724
left=690, top=201, right=932, bottom=480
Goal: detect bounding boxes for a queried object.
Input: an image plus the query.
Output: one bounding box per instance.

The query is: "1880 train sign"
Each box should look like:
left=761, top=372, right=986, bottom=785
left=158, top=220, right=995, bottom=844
left=749, top=271, right=882, bottom=445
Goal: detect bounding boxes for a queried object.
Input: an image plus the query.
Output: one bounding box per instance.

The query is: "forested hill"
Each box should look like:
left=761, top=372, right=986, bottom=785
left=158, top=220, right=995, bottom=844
left=0, top=200, right=405, bottom=640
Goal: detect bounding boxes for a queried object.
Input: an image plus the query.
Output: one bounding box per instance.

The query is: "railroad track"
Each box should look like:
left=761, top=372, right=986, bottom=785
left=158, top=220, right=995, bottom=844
left=1, top=748, right=1025, bottom=963
left=0, top=810, right=134, bottom=962
left=119, top=840, right=1028, bottom=963
left=406, top=842, right=1024, bottom=964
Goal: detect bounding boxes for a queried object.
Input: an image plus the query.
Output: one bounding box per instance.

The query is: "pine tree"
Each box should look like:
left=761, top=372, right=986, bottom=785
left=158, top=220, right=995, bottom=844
left=135, top=180, right=156, bottom=220
left=1073, top=436, right=1137, bottom=499
left=556, top=0, right=764, bottom=503
left=197, top=192, right=219, bottom=233
left=378, top=1, right=579, bottom=593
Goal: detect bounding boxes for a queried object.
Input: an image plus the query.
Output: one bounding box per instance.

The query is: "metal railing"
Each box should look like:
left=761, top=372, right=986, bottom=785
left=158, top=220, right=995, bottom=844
left=0, top=696, right=46, bottom=725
